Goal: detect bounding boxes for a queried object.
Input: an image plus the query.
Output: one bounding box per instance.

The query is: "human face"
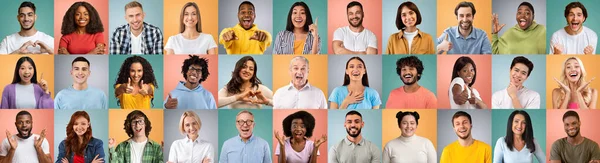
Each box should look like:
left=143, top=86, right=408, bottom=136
left=19, top=61, right=34, bottom=84
left=456, top=7, right=473, bottom=31
left=400, top=65, right=418, bottom=85
left=400, top=115, right=417, bottom=137
left=563, top=116, right=580, bottom=138
left=291, top=119, right=306, bottom=139
left=452, top=116, right=472, bottom=140
left=566, top=7, right=585, bottom=32
left=291, top=6, right=307, bottom=29
left=239, top=60, right=255, bottom=82
left=346, top=59, right=365, bottom=82
left=183, top=116, right=200, bottom=137
left=125, top=7, right=145, bottom=31
left=235, top=112, right=255, bottom=139
left=183, top=6, right=198, bottom=29
left=129, top=62, right=143, bottom=84
left=290, top=59, right=308, bottom=88
left=347, top=6, right=363, bottom=28
left=564, top=59, right=581, bottom=83
left=18, top=7, right=36, bottom=30
left=344, top=114, right=363, bottom=138
left=74, top=6, right=89, bottom=28
left=15, top=115, right=32, bottom=139
left=510, top=63, right=529, bottom=87
left=73, top=116, right=89, bottom=136
left=400, top=6, right=417, bottom=28
left=457, top=63, right=475, bottom=85
left=511, top=114, right=526, bottom=136
left=71, top=61, right=90, bottom=85
left=131, top=117, right=146, bottom=138
left=186, top=64, right=202, bottom=85
left=238, top=4, right=255, bottom=30
left=516, top=5, right=533, bottom=30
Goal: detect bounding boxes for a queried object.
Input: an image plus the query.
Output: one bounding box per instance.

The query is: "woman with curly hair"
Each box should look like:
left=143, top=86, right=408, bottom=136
left=114, top=56, right=158, bottom=109
left=57, top=111, right=105, bottom=163
left=274, top=111, right=326, bottom=163
left=552, top=57, right=597, bottom=109
left=58, top=1, right=106, bottom=54
left=217, top=56, right=273, bottom=109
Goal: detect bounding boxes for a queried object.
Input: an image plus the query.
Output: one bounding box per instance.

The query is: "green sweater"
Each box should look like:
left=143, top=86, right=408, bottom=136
left=492, top=21, right=546, bottom=54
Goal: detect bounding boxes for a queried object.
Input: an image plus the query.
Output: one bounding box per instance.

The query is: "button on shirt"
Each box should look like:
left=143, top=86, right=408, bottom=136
left=168, top=137, right=215, bottom=163
left=328, top=137, right=382, bottom=163
left=437, top=26, right=492, bottom=54
left=219, top=134, right=272, bottom=163
left=273, top=82, right=327, bottom=109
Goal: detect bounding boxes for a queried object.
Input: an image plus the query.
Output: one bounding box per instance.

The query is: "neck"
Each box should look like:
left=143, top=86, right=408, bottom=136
left=130, top=26, right=143, bottom=37
left=401, top=134, right=414, bottom=138
left=241, top=134, right=251, bottom=143
left=182, top=28, right=199, bottom=37
left=347, top=135, right=363, bottom=144
left=132, top=136, right=147, bottom=143
left=76, top=27, right=86, bottom=34
left=404, top=26, right=417, bottom=32
left=72, top=83, right=88, bottom=90
left=458, top=136, right=474, bottom=147
left=291, top=137, right=305, bottom=144
left=348, top=81, right=363, bottom=88
left=348, top=25, right=364, bottom=33
left=18, top=28, right=37, bottom=37
left=567, top=134, right=584, bottom=145
left=513, top=134, right=523, bottom=142
left=185, top=82, right=199, bottom=90
left=242, top=81, right=253, bottom=90
left=402, top=83, right=420, bottom=93
left=459, top=27, right=472, bottom=38
left=187, top=134, right=198, bottom=141
left=19, top=81, right=32, bottom=85
left=293, top=27, right=307, bottom=34
left=565, top=26, right=583, bottom=35
left=293, top=81, right=307, bottom=90
left=78, top=136, right=84, bottom=144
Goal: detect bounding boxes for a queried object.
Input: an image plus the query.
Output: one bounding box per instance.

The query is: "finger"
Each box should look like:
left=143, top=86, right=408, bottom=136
left=94, top=154, right=99, bottom=160
left=444, top=33, right=449, bottom=41
left=168, top=93, right=172, bottom=100
left=40, top=72, right=44, bottom=80
left=315, top=17, right=318, bottom=26
left=128, top=77, right=132, bottom=86
left=499, top=24, right=506, bottom=30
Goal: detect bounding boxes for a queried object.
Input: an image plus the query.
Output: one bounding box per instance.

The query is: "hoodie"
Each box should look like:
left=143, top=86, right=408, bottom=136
left=164, top=81, right=216, bottom=109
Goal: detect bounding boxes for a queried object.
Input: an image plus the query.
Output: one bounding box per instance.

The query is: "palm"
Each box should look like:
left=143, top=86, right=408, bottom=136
left=274, top=131, right=285, bottom=146
left=314, top=135, right=327, bottom=147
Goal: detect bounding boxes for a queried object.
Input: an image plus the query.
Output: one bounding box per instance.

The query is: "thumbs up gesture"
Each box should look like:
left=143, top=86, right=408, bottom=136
left=125, top=78, right=134, bottom=94
left=38, top=73, right=50, bottom=94
left=437, top=33, right=453, bottom=54
left=165, top=93, right=178, bottom=109
left=139, top=80, right=150, bottom=96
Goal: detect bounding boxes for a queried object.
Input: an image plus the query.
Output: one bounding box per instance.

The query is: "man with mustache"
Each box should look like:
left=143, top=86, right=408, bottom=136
left=329, top=110, right=381, bottom=163
left=550, top=2, right=597, bottom=55
left=436, top=1, right=491, bottom=54
left=109, top=110, right=163, bottom=163
left=0, top=110, right=51, bottom=163
left=164, top=55, right=216, bottom=109
left=273, top=56, right=327, bottom=109
left=332, top=1, right=378, bottom=55
left=492, top=2, right=546, bottom=54
left=550, top=111, right=600, bottom=163
left=219, top=1, right=272, bottom=54
left=110, top=1, right=164, bottom=55
left=0, top=1, right=54, bottom=54
left=440, top=111, right=491, bottom=163
left=492, top=56, right=540, bottom=109
left=54, top=57, right=108, bottom=109
left=385, top=56, right=437, bottom=109
left=220, top=110, right=272, bottom=163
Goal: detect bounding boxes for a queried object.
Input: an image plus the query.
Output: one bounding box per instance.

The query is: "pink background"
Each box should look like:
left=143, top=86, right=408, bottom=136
left=436, top=55, right=492, bottom=109
left=272, top=109, right=328, bottom=163
left=327, top=0, right=382, bottom=54
left=54, top=0, right=109, bottom=54
left=0, top=109, right=55, bottom=160
left=546, top=109, right=600, bottom=162
left=162, top=55, right=219, bottom=104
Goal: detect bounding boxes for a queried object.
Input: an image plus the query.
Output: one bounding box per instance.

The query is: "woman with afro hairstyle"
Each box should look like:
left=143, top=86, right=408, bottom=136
left=114, top=56, right=158, bottom=109
left=58, top=1, right=106, bottom=54
left=274, top=110, right=327, bottom=163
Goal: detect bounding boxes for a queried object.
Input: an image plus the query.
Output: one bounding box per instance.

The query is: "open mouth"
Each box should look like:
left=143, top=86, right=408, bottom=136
left=519, top=19, right=527, bottom=27
left=571, top=22, right=580, bottom=30
left=569, top=72, right=579, bottom=79
left=134, top=128, right=142, bottom=133
left=242, top=18, right=252, bottom=27
left=403, top=74, right=413, bottom=79
left=189, top=75, right=197, bottom=81
left=294, top=18, right=303, bottom=23
left=351, top=71, right=361, bottom=77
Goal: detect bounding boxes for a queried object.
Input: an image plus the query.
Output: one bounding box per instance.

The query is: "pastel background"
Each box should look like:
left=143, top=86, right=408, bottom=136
left=164, top=109, right=219, bottom=162
left=54, top=55, right=109, bottom=99
left=491, top=55, right=547, bottom=108
left=545, top=55, right=600, bottom=109
left=546, top=109, right=600, bottom=161
left=327, top=0, right=383, bottom=54
left=327, top=55, right=382, bottom=107
left=217, top=55, right=273, bottom=109
left=436, top=55, right=492, bottom=109
left=54, top=0, right=109, bottom=54
left=163, top=55, right=218, bottom=106
left=272, top=55, right=328, bottom=99
left=327, top=110, right=382, bottom=156
left=546, top=0, right=600, bottom=53
left=491, top=109, right=546, bottom=163
left=0, top=0, right=54, bottom=41
left=382, top=0, right=437, bottom=53
left=0, top=109, right=55, bottom=159
left=164, top=0, right=218, bottom=53
left=382, top=55, right=437, bottom=108
left=217, top=109, right=273, bottom=158
left=436, top=0, right=492, bottom=43
left=492, top=0, right=547, bottom=37
left=272, top=109, right=328, bottom=163
left=273, top=0, right=328, bottom=54
left=109, top=0, right=164, bottom=54
left=53, top=110, right=108, bottom=161
left=437, top=109, right=492, bottom=161
left=382, top=109, right=438, bottom=150
left=108, top=55, right=164, bottom=109
left=108, top=109, right=164, bottom=149
left=0, top=55, right=55, bottom=101
left=218, top=0, right=273, bottom=54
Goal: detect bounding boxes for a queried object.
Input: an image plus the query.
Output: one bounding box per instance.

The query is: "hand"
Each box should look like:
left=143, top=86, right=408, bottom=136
left=468, top=87, right=478, bottom=104
left=223, top=30, right=238, bottom=42
left=552, top=42, right=564, bottom=54
left=139, top=80, right=150, bottom=95
left=343, top=91, right=364, bottom=105
left=34, top=40, right=53, bottom=54
left=507, top=83, right=520, bottom=98
left=437, top=33, right=453, bottom=54
left=253, top=90, right=268, bottom=105
left=5, top=130, right=17, bottom=150
left=250, top=31, right=267, bottom=42
left=16, top=41, right=35, bottom=54
left=577, top=77, right=595, bottom=92
left=309, top=17, right=319, bottom=36
left=165, top=93, right=178, bottom=109
left=125, top=78, right=134, bottom=94
left=274, top=130, right=285, bottom=146
left=108, top=138, right=116, bottom=149
left=61, top=158, right=68, bottom=163
left=455, top=85, right=469, bottom=105
left=38, top=73, right=49, bottom=94
left=554, top=77, right=571, bottom=93
left=314, top=134, right=327, bottom=148
left=202, top=157, right=211, bottom=163
left=584, top=45, right=594, bottom=54
left=34, top=129, right=46, bottom=150
left=91, top=154, right=104, bottom=163
left=88, top=46, right=105, bottom=54
left=58, top=47, right=70, bottom=54
left=236, top=89, right=255, bottom=103
left=492, top=13, right=506, bottom=34
left=589, top=160, right=600, bottom=163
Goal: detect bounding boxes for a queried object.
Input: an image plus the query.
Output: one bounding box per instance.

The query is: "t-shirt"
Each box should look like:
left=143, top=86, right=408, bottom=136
left=115, top=84, right=154, bottom=109
left=275, top=139, right=319, bottom=163
left=333, top=26, right=377, bottom=52
left=491, top=87, right=540, bottom=109
left=54, top=86, right=107, bottom=109
left=550, top=26, right=598, bottom=54
left=448, top=77, right=482, bottom=109
left=15, top=83, right=36, bottom=109
left=130, top=139, right=147, bottom=163
left=0, top=31, right=54, bottom=54
left=550, top=137, right=600, bottom=163
left=130, top=32, right=142, bottom=54
left=328, top=86, right=382, bottom=109
left=493, top=137, right=545, bottom=163
left=165, top=33, right=217, bottom=54
left=440, top=140, right=492, bottom=163
left=73, top=154, right=84, bottom=163
left=0, top=134, right=50, bottom=163
left=59, top=32, right=105, bottom=54
left=403, top=30, right=418, bottom=53
left=385, top=86, right=437, bottom=109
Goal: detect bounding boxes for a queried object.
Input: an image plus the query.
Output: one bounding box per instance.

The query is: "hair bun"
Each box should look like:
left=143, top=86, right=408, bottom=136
left=412, top=112, right=420, bottom=120
left=396, top=111, right=403, bottom=118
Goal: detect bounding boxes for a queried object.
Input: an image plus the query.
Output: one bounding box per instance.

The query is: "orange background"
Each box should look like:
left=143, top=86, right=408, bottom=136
left=382, top=109, right=438, bottom=150
left=545, top=55, right=600, bottom=109
left=272, top=109, right=328, bottom=163
left=436, top=0, right=492, bottom=43
left=108, top=110, right=164, bottom=147
left=0, top=55, right=55, bottom=100
left=327, top=0, right=383, bottom=54
left=163, top=55, right=219, bottom=103
left=0, top=109, right=55, bottom=160
left=272, top=55, right=329, bottom=99
left=546, top=109, right=600, bottom=161
left=54, top=0, right=109, bottom=54
left=436, top=55, right=492, bottom=109
left=163, top=0, right=219, bottom=53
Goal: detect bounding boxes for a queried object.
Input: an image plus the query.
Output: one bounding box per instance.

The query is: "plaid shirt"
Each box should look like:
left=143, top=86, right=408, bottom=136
left=110, top=22, right=163, bottom=54
left=109, top=139, right=163, bottom=163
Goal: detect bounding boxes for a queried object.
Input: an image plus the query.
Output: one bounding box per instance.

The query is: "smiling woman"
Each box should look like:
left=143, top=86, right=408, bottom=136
left=328, top=56, right=381, bottom=109
left=1, top=56, right=53, bottom=109
left=273, top=1, right=321, bottom=55
left=448, top=56, right=487, bottom=109
left=58, top=1, right=106, bottom=55
left=217, top=56, right=273, bottom=109
left=57, top=111, right=105, bottom=163
left=552, top=57, right=598, bottom=109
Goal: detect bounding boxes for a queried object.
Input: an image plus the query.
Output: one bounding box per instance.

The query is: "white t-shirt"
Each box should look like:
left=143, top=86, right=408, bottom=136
left=130, top=139, right=147, bottom=163
left=0, top=31, right=54, bottom=54
left=550, top=26, right=597, bottom=54
left=333, top=26, right=377, bottom=52
left=168, top=137, right=214, bottom=163
left=403, top=30, right=418, bottom=53
left=165, top=33, right=217, bottom=54
left=130, top=31, right=142, bottom=54
left=0, top=134, right=50, bottom=163
left=448, top=77, right=482, bottom=109
left=15, top=84, right=36, bottom=109
left=491, top=87, right=540, bottom=109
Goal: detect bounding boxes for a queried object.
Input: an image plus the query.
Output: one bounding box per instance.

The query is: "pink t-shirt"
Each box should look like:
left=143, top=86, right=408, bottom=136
left=59, top=32, right=105, bottom=54
left=385, top=86, right=438, bottom=109
left=275, top=139, right=320, bottom=163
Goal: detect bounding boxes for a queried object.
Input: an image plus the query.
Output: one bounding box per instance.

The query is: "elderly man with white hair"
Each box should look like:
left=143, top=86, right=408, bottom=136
left=273, top=56, right=327, bottom=109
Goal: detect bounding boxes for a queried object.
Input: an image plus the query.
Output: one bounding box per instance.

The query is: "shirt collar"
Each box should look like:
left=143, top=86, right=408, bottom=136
left=344, top=136, right=365, bottom=146
left=453, top=26, right=477, bottom=39
left=235, top=24, right=258, bottom=31
left=396, top=28, right=423, bottom=39
left=184, top=135, right=200, bottom=143
left=287, top=81, right=311, bottom=91
left=236, top=134, right=256, bottom=143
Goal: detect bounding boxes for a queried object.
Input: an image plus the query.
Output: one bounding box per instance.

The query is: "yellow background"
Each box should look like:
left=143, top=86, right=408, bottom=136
left=437, top=0, right=492, bottom=43
left=108, top=110, right=164, bottom=146
left=382, top=109, right=438, bottom=150
left=163, top=0, right=219, bottom=53
left=0, top=55, right=55, bottom=99
left=545, top=55, right=600, bottom=109
left=272, top=55, right=329, bottom=99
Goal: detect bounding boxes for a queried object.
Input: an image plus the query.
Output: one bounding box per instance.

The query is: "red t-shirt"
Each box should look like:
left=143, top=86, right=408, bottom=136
left=59, top=32, right=105, bottom=54
left=73, top=154, right=84, bottom=163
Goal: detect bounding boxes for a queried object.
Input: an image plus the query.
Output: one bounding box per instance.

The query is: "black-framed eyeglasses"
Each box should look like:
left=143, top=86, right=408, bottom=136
left=236, top=120, right=254, bottom=126
left=188, top=66, right=202, bottom=73
left=131, top=120, right=145, bottom=126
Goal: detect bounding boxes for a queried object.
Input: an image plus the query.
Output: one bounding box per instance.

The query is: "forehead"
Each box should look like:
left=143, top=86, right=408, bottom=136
left=513, top=113, right=525, bottom=120
left=401, top=6, right=413, bottom=13
left=569, top=7, right=583, bottom=13
left=125, top=6, right=142, bottom=13
left=348, top=6, right=362, bottom=12
left=19, top=7, right=34, bottom=14
left=292, top=59, right=307, bottom=66
left=453, top=116, right=469, bottom=123
left=566, top=59, right=579, bottom=65
left=239, top=4, right=254, bottom=11
left=20, top=61, right=32, bottom=67
left=512, top=63, right=529, bottom=72
left=77, top=6, right=88, bottom=12
left=237, top=112, right=254, bottom=120
left=244, top=60, right=255, bottom=67
left=185, top=6, right=197, bottom=12
left=130, top=62, right=143, bottom=69
left=293, top=5, right=305, bottom=11
left=348, top=59, right=363, bottom=65
left=345, top=114, right=362, bottom=121
left=72, top=61, right=89, bottom=68
left=184, top=116, right=197, bottom=122
left=292, top=118, right=304, bottom=123
left=16, top=114, right=32, bottom=121
left=518, top=5, right=532, bottom=12
left=401, top=115, right=416, bottom=121
left=457, top=7, right=472, bottom=14
left=563, top=116, right=579, bottom=123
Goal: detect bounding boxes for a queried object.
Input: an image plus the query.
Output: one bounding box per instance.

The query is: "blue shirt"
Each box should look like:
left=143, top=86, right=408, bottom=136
left=219, top=134, right=272, bottom=163
left=56, top=137, right=105, bottom=163
left=328, top=86, right=382, bottom=109
left=54, top=86, right=107, bottom=109
left=164, top=81, right=216, bottom=109
left=437, top=26, right=492, bottom=54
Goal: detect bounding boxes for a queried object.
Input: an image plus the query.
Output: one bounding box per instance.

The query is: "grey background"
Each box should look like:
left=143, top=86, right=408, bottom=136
left=327, top=55, right=382, bottom=107
left=53, top=55, right=109, bottom=98
left=437, top=109, right=492, bottom=161
left=218, top=0, right=273, bottom=54
left=492, top=0, right=547, bottom=36
left=108, top=0, right=164, bottom=44
left=163, top=109, right=219, bottom=162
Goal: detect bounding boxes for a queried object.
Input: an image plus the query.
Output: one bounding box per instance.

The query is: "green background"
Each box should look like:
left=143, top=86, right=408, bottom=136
left=0, top=0, right=54, bottom=38
left=272, top=0, right=328, bottom=54
left=218, top=109, right=273, bottom=158
left=382, top=55, right=437, bottom=108
left=108, top=55, right=164, bottom=109
left=491, top=109, right=546, bottom=163
left=546, top=0, right=600, bottom=53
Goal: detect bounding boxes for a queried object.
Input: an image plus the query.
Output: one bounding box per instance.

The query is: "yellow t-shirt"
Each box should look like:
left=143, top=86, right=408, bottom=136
left=219, top=24, right=272, bottom=54
left=294, top=40, right=305, bottom=54
left=115, top=84, right=154, bottom=109
left=440, top=140, right=492, bottom=163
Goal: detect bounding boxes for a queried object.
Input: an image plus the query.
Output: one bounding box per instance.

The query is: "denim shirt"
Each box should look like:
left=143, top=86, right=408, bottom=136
left=56, top=137, right=105, bottom=163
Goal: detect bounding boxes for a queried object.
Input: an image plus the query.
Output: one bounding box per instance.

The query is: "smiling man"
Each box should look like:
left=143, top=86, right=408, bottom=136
left=441, top=111, right=491, bottom=163
left=436, top=1, right=491, bottom=54
left=219, top=1, right=272, bottom=54
left=0, top=110, right=52, bottom=163
left=164, top=55, right=216, bottom=109
left=332, top=1, right=377, bottom=55
left=492, top=56, right=540, bottom=109
left=110, top=1, right=163, bottom=55
left=550, top=2, right=597, bottom=55
left=550, top=111, right=600, bottom=163
left=0, top=1, right=54, bottom=54
left=54, top=57, right=107, bottom=109
left=220, top=110, right=272, bottom=163
left=273, top=56, right=327, bottom=109
left=329, top=111, right=381, bottom=163
left=386, top=56, right=437, bottom=109
left=492, top=2, right=546, bottom=54
left=109, top=110, right=163, bottom=163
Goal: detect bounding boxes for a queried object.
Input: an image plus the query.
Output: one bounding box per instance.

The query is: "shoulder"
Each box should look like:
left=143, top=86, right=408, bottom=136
left=364, top=28, right=376, bottom=35
left=583, top=26, right=598, bottom=36
left=331, top=86, right=346, bottom=93
left=523, top=87, right=540, bottom=97
left=451, top=77, right=465, bottom=85
left=419, top=31, right=433, bottom=39
left=551, top=137, right=566, bottom=149
left=36, top=31, right=54, bottom=39
left=257, top=84, right=272, bottom=91
left=3, top=84, right=15, bottom=92
left=199, top=33, right=215, bottom=39
left=365, top=87, right=378, bottom=94
left=168, top=34, right=182, bottom=40
left=492, top=88, right=506, bottom=97
left=144, top=23, right=161, bottom=30
left=148, top=139, right=162, bottom=148
left=334, top=26, right=347, bottom=33
left=276, top=30, right=292, bottom=37
left=552, top=88, right=563, bottom=95
left=90, top=137, right=104, bottom=146
left=475, top=140, right=492, bottom=149
left=114, top=24, right=129, bottom=31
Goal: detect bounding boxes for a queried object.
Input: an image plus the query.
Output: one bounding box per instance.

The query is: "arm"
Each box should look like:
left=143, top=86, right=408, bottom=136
left=510, top=94, right=524, bottom=109
left=258, top=30, right=272, bottom=53
left=366, top=47, right=377, bottom=55
left=259, top=85, right=274, bottom=106
left=492, top=138, right=504, bottom=163
left=328, top=146, right=338, bottom=163
left=587, top=88, right=597, bottom=109
left=154, top=28, right=164, bottom=54
left=370, top=89, right=382, bottom=109
left=217, top=87, right=238, bottom=108
left=552, top=88, right=569, bottom=109
left=0, top=139, right=16, bottom=163
left=36, top=138, right=52, bottom=163
left=1, top=88, right=10, bottom=109
left=309, top=146, right=318, bottom=163
left=481, top=33, right=492, bottom=54
left=550, top=140, right=562, bottom=163
left=532, top=140, right=546, bottom=163
left=332, top=41, right=364, bottom=54
left=168, top=141, right=177, bottom=162
left=440, top=147, right=449, bottom=163
left=109, top=30, right=120, bottom=54
left=425, top=141, right=437, bottom=163
left=382, top=144, right=390, bottom=163
left=58, top=36, right=70, bottom=54
left=35, top=85, right=54, bottom=109
left=452, top=84, right=467, bottom=105
left=207, top=48, right=217, bottom=55
left=263, top=143, right=272, bottom=163
left=165, top=49, right=175, bottom=55
left=370, top=144, right=381, bottom=163
left=114, top=84, right=126, bottom=99
left=491, top=34, right=500, bottom=54
left=56, top=141, right=66, bottom=163
left=310, top=34, right=321, bottom=54
left=366, top=32, right=378, bottom=55
left=277, top=143, right=286, bottom=163
left=272, top=32, right=282, bottom=54
left=219, top=29, right=235, bottom=49
left=524, top=93, right=541, bottom=109
left=156, top=144, right=164, bottom=163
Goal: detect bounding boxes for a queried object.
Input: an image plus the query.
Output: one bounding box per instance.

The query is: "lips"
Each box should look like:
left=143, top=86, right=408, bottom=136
left=242, top=19, right=252, bottom=27
left=189, top=75, right=197, bottom=81
left=571, top=22, right=580, bottom=30
left=519, top=19, right=527, bottom=27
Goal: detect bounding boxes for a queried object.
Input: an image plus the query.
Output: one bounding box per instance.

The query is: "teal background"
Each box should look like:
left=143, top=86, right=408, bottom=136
left=108, top=0, right=164, bottom=40
left=546, top=0, right=600, bottom=53
left=53, top=110, right=109, bottom=161
left=217, top=55, right=273, bottom=109
left=217, top=109, right=273, bottom=159
left=272, top=0, right=328, bottom=54
left=382, top=0, right=437, bottom=53
left=108, top=55, right=164, bottom=109
left=382, top=55, right=437, bottom=108
left=491, top=55, right=547, bottom=108
left=0, top=0, right=54, bottom=38
left=327, top=110, right=382, bottom=156
left=491, top=109, right=546, bottom=163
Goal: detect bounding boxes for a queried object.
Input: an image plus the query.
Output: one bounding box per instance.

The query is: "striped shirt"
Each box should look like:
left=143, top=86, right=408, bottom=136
left=110, top=22, right=163, bottom=55
left=273, top=30, right=321, bottom=54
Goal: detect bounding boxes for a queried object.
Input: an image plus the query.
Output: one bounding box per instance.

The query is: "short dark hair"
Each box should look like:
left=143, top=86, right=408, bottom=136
left=562, top=110, right=580, bottom=122
left=282, top=111, right=316, bottom=138
left=346, top=110, right=362, bottom=119
left=510, top=56, right=534, bottom=77
left=238, top=1, right=255, bottom=12
left=72, top=57, right=90, bottom=67
left=396, top=111, right=420, bottom=127
left=396, top=1, right=422, bottom=30
left=454, top=1, right=476, bottom=17
left=12, top=56, right=38, bottom=84
left=451, top=56, right=477, bottom=87
left=518, top=2, right=535, bottom=15
left=346, top=1, right=363, bottom=11
left=123, top=110, right=152, bottom=138
left=285, top=1, right=314, bottom=32
left=451, top=111, right=472, bottom=126
left=396, top=56, right=424, bottom=81
left=15, top=110, right=32, bottom=121
left=182, top=55, right=209, bottom=83
left=18, top=1, right=36, bottom=14
left=564, top=2, right=587, bottom=23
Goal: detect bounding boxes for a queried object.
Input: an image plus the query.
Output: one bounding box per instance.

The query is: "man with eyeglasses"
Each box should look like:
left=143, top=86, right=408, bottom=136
left=220, top=110, right=272, bottom=163
left=164, top=55, right=216, bottom=109
left=109, top=110, right=163, bottom=163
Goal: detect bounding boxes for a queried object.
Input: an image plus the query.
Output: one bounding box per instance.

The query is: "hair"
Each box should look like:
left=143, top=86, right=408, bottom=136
left=179, top=111, right=202, bottom=134
left=18, top=1, right=36, bottom=14
left=182, top=55, right=209, bottom=83
left=285, top=1, right=314, bottom=32
left=451, top=56, right=477, bottom=87
left=395, top=1, right=422, bottom=30
left=289, top=56, right=310, bottom=70
left=61, top=1, right=104, bottom=35
left=123, top=110, right=152, bottom=138
left=15, top=110, right=32, bottom=121
left=180, top=2, right=202, bottom=33
left=113, top=56, right=158, bottom=106
left=558, top=57, right=591, bottom=106
left=396, top=56, right=424, bottom=81
left=12, top=56, right=38, bottom=84
left=124, top=1, right=143, bottom=11
left=564, top=2, right=587, bottom=23
left=225, top=56, right=261, bottom=95
left=236, top=110, right=254, bottom=120
left=238, top=1, right=255, bottom=12
left=451, top=111, right=472, bottom=126
left=454, top=1, right=476, bottom=17
left=396, top=111, right=420, bottom=127
left=65, top=111, right=93, bottom=156
left=346, top=1, right=363, bottom=11
left=345, top=110, right=362, bottom=118
left=343, top=57, right=369, bottom=87
left=504, top=110, right=536, bottom=153
left=518, top=2, right=535, bottom=15
left=71, top=56, right=90, bottom=67
left=282, top=111, right=315, bottom=138
left=562, top=110, right=580, bottom=122
left=510, top=56, right=534, bottom=77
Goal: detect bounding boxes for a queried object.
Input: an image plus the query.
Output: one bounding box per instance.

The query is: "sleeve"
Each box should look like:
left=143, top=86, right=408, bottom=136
left=95, top=32, right=106, bottom=45
left=320, top=90, right=328, bottom=109
left=314, top=34, right=322, bottom=54
left=1, top=139, right=9, bottom=156
left=95, top=139, right=106, bottom=162
left=481, top=32, right=492, bottom=54
left=491, top=34, right=500, bottom=54
left=370, top=144, right=382, bottom=163
left=155, top=143, right=163, bottom=163
left=524, top=92, right=541, bottom=109
left=333, top=28, right=343, bottom=41
left=217, top=87, right=237, bottom=108
left=54, top=92, right=62, bottom=109
left=486, top=143, right=492, bottom=163
left=426, top=91, right=438, bottom=109
left=208, top=92, right=217, bottom=109
left=263, top=142, right=272, bottom=163
left=42, top=138, right=50, bottom=154
left=328, top=87, right=341, bottom=104
left=328, top=145, right=338, bottom=163
left=549, top=140, right=562, bottom=161
left=154, top=28, right=164, bottom=55
left=219, top=28, right=234, bottom=48
left=35, top=85, right=54, bottom=109
left=589, top=30, right=597, bottom=54
left=549, top=31, right=559, bottom=54
left=208, top=34, right=218, bottom=49
left=440, top=146, right=450, bottom=163
left=368, top=31, right=377, bottom=49
left=164, top=35, right=174, bottom=50
left=0, top=37, right=9, bottom=54
left=491, top=92, right=501, bottom=109
left=273, top=31, right=283, bottom=54
left=369, top=88, right=382, bottom=107
left=168, top=141, right=177, bottom=162
left=1, top=87, right=10, bottom=109
left=472, top=88, right=482, bottom=101
left=219, top=144, right=227, bottom=163
left=425, top=140, right=437, bottom=163
left=259, top=85, right=274, bottom=106
left=385, top=35, right=394, bottom=54
left=532, top=139, right=546, bottom=163
left=56, top=140, right=66, bottom=163
left=102, top=92, right=108, bottom=109
left=259, top=30, right=272, bottom=53
left=382, top=143, right=391, bottom=163
left=110, top=143, right=124, bottom=163
left=492, top=138, right=504, bottom=163
left=110, top=29, right=121, bottom=54
left=207, top=144, right=215, bottom=163
left=59, top=35, right=69, bottom=48
left=591, top=141, right=600, bottom=160
left=427, top=34, right=435, bottom=54
left=436, top=31, right=446, bottom=44
left=274, top=142, right=280, bottom=155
